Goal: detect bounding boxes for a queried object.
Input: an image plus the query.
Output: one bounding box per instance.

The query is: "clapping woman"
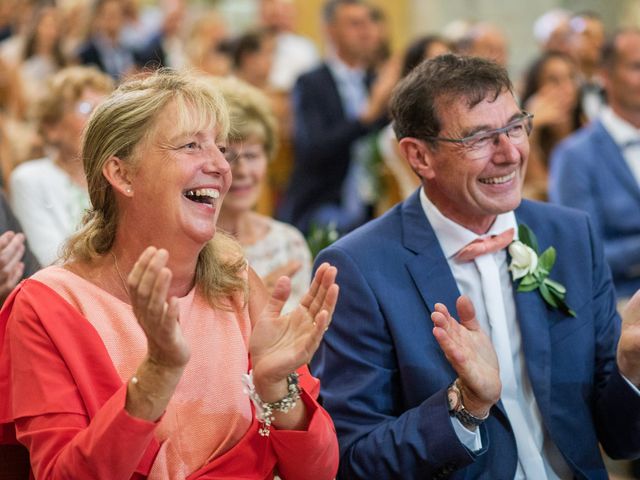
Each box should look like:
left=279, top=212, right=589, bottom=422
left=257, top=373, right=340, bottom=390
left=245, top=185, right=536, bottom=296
left=0, top=70, right=339, bottom=479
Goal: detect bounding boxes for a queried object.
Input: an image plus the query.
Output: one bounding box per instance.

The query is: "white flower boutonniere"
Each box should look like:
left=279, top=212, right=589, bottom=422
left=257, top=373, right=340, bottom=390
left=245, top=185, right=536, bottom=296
left=508, top=224, right=576, bottom=317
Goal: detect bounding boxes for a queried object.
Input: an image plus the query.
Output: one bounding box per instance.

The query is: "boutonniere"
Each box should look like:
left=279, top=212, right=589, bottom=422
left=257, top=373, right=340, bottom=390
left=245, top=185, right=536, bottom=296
left=508, top=224, right=576, bottom=317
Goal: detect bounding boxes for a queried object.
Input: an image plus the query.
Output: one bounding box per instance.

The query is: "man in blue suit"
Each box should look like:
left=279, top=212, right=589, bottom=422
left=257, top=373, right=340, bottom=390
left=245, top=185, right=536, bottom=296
left=550, top=29, right=640, bottom=299
left=311, top=54, right=640, bottom=479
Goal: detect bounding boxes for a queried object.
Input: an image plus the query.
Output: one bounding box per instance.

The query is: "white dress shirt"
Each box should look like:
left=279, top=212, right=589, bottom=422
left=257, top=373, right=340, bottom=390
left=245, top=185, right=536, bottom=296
left=420, top=189, right=572, bottom=479
left=326, top=56, right=368, bottom=120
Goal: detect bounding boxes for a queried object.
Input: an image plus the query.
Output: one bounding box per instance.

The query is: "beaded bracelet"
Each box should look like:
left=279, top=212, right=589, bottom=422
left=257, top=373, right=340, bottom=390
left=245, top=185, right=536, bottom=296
left=241, top=370, right=301, bottom=437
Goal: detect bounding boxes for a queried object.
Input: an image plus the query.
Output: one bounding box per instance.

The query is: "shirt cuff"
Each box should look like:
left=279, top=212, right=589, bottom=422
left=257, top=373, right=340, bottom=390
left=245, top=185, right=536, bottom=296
left=621, top=373, right=640, bottom=395
left=450, top=416, right=483, bottom=452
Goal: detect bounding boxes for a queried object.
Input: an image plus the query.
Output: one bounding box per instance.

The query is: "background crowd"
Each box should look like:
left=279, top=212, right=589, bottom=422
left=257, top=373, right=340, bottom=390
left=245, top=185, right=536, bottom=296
left=0, top=0, right=639, bottom=478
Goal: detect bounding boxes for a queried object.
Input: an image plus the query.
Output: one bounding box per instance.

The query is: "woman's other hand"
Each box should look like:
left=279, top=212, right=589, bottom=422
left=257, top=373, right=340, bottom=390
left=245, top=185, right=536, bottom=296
left=262, top=260, right=302, bottom=294
left=249, top=262, right=338, bottom=403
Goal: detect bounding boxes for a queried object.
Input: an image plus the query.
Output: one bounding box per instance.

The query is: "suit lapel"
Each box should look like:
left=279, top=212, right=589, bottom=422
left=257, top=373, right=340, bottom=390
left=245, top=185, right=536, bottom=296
left=320, top=64, right=349, bottom=120
left=512, top=205, right=552, bottom=419
left=594, top=121, right=640, bottom=204
left=401, top=191, right=461, bottom=317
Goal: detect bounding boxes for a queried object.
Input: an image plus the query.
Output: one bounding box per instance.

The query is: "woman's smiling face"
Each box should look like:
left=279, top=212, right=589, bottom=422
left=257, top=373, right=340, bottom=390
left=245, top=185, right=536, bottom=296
left=127, top=99, right=232, bottom=247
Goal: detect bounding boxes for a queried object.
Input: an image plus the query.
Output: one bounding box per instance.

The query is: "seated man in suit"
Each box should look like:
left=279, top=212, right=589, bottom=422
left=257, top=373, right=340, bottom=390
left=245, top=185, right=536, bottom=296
left=311, top=53, right=640, bottom=479
left=550, top=28, right=640, bottom=300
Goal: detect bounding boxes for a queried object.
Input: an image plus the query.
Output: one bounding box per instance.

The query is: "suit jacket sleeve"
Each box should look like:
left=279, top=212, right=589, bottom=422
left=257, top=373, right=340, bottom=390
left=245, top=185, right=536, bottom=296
left=310, top=246, right=485, bottom=479
left=5, top=287, right=159, bottom=479
left=550, top=141, right=640, bottom=280
left=586, top=215, right=640, bottom=458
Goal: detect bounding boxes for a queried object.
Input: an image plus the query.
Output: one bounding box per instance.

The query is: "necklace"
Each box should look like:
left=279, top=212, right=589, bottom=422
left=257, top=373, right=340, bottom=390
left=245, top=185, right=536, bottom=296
left=111, top=251, right=129, bottom=297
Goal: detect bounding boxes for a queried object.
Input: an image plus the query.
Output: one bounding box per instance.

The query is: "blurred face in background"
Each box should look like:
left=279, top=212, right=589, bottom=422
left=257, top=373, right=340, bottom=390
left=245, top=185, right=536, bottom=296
left=538, top=55, right=579, bottom=107
left=569, top=15, right=605, bottom=74
left=96, top=0, right=125, bottom=41
left=260, top=0, right=295, bottom=32
left=34, top=7, right=60, bottom=53
left=326, top=3, right=372, bottom=66
left=47, top=89, right=107, bottom=159
left=470, top=25, right=508, bottom=66
left=222, top=137, right=269, bottom=215
left=603, top=31, right=640, bottom=120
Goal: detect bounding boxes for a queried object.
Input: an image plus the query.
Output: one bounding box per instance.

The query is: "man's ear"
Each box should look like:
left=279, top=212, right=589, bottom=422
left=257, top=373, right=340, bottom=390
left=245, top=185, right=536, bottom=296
left=102, top=156, right=134, bottom=197
left=398, top=137, right=436, bottom=180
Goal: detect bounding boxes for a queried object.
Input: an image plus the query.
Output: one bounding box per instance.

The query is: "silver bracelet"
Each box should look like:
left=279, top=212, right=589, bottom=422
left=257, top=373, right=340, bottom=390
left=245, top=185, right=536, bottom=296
left=241, top=370, right=301, bottom=437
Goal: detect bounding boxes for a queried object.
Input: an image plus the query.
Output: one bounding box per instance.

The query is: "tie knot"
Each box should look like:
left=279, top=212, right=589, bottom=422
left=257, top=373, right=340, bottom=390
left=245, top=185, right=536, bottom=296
left=454, top=228, right=515, bottom=263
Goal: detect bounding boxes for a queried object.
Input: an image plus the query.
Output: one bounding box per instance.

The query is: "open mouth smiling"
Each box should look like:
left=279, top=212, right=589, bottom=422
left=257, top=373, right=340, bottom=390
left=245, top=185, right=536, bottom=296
left=478, top=171, right=516, bottom=185
left=183, top=188, right=220, bottom=205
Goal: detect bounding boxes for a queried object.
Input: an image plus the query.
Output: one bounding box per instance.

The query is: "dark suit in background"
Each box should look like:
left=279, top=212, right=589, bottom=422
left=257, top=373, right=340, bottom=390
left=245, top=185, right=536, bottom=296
left=278, top=63, right=386, bottom=234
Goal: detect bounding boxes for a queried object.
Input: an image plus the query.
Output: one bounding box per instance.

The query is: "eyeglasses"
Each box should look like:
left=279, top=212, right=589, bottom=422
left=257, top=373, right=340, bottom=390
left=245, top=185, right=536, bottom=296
left=423, top=112, right=534, bottom=160
left=222, top=146, right=266, bottom=165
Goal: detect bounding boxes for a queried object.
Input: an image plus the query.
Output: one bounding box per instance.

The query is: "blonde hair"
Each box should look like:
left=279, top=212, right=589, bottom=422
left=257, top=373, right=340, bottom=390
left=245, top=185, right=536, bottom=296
left=211, top=76, right=278, bottom=159
left=63, top=69, right=247, bottom=306
left=37, top=66, right=114, bottom=128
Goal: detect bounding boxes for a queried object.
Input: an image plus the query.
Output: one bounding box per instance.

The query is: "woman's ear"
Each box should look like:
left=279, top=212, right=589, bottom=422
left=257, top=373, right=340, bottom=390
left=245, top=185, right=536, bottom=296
left=102, top=156, right=134, bottom=196
left=398, top=137, right=436, bottom=180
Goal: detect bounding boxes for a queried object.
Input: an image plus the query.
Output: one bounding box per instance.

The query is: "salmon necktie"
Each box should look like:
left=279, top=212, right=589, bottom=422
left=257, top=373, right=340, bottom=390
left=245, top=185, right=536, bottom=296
left=454, top=228, right=515, bottom=262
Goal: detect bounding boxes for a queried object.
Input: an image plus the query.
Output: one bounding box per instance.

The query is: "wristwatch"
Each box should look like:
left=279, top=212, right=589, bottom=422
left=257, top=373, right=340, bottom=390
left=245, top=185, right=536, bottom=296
left=447, top=379, right=489, bottom=429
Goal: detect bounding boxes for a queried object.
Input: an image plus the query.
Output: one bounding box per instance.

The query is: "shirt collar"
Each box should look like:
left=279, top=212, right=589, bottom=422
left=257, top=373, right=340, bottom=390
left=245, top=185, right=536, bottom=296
left=600, top=106, right=640, bottom=148
left=419, top=187, right=518, bottom=259
left=326, top=55, right=365, bottom=83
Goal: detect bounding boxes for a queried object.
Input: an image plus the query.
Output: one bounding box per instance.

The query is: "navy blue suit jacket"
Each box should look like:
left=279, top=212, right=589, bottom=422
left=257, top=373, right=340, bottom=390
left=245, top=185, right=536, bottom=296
left=279, top=63, right=385, bottom=232
left=550, top=120, right=640, bottom=297
left=311, top=191, right=640, bottom=479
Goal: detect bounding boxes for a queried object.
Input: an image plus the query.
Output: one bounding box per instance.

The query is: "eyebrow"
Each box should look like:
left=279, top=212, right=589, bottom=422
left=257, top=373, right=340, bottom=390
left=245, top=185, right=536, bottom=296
left=460, top=112, right=524, bottom=138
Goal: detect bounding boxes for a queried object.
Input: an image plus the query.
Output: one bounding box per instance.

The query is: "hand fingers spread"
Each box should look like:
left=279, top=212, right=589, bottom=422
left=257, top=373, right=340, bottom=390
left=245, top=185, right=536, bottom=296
left=0, top=231, right=15, bottom=250
left=432, top=325, right=466, bottom=366
left=147, top=267, right=172, bottom=321
left=457, top=296, right=481, bottom=331
left=319, top=284, right=339, bottom=323
left=300, top=263, right=329, bottom=309
left=0, top=233, right=24, bottom=267
left=6, top=262, right=24, bottom=290
left=307, top=265, right=337, bottom=317
left=165, top=296, right=180, bottom=325
left=0, top=261, right=24, bottom=296
left=304, top=309, right=331, bottom=358
left=132, top=249, right=168, bottom=309
left=127, top=246, right=157, bottom=303
left=264, top=276, right=291, bottom=318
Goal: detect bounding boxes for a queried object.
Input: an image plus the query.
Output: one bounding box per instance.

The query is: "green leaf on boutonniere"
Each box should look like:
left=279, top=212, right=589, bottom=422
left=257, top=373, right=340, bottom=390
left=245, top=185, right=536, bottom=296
left=519, top=275, right=538, bottom=287
left=539, top=281, right=559, bottom=308
left=538, top=247, right=556, bottom=275
left=544, top=278, right=566, bottom=295
left=510, top=223, right=576, bottom=317
left=518, top=224, right=539, bottom=253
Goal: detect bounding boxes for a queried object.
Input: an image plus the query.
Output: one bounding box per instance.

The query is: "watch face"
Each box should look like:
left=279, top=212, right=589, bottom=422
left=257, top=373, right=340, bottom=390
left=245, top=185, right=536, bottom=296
left=447, top=387, right=460, bottom=412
